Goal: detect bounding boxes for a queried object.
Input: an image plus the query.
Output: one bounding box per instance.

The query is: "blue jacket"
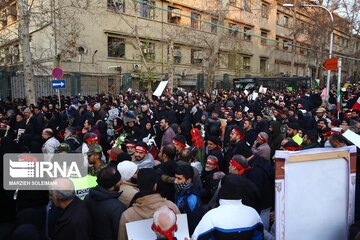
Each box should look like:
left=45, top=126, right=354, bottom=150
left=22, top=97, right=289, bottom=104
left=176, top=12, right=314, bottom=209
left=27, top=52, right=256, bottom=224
left=175, top=184, right=203, bottom=235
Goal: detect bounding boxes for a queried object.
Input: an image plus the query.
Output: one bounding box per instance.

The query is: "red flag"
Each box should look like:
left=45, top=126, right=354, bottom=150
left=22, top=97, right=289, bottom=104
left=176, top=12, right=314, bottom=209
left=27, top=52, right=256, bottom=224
left=190, top=128, right=204, bottom=148
left=353, top=97, right=360, bottom=111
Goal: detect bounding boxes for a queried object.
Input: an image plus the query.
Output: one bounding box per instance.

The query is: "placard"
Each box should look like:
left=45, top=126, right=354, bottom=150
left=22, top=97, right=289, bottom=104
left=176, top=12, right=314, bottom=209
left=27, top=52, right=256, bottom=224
left=274, top=146, right=356, bottom=240
left=153, top=81, right=168, bottom=97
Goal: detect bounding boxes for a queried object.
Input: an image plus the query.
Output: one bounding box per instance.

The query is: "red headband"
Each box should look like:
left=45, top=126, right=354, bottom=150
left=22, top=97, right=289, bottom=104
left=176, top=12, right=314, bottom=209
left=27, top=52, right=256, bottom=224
left=126, top=143, right=136, bottom=148
left=206, top=158, right=219, bottom=169
left=232, top=129, right=245, bottom=140
left=258, top=134, right=268, bottom=143
left=151, top=208, right=178, bottom=240
left=230, top=159, right=251, bottom=175
left=135, top=146, right=148, bottom=153
left=85, top=137, right=98, bottom=144
left=173, top=139, right=186, bottom=149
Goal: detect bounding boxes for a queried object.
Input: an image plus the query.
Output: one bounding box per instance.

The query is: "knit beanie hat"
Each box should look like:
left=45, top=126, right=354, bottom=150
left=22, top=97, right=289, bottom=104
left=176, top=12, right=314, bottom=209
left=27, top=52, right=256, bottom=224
left=117, top=161, right=138, bottom=181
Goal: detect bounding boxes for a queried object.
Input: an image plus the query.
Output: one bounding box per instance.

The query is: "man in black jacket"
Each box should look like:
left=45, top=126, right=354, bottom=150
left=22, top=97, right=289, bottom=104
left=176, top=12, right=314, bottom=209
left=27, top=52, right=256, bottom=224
left=51, top=178, right=91, bottom=240
left=223, top=126, right=252, bottom=173
left=230, top=155, right=275, bottom=230
left=84, top=166, right=126, bottom=240
left=156, top=144, right=178, bottom=202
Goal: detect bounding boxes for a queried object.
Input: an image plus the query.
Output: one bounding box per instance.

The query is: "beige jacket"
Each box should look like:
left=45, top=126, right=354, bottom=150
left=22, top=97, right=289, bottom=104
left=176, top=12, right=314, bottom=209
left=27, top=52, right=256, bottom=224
left=118, top=181, right=139, bottom=208
left=118, top=193, right=180, bottom=240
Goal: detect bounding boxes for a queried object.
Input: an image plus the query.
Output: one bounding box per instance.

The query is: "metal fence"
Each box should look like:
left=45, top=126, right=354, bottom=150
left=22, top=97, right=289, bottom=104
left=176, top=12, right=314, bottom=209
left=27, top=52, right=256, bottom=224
left=10, top=73, right=122, bottom=99
left=9, top=72, right=235, bottom=99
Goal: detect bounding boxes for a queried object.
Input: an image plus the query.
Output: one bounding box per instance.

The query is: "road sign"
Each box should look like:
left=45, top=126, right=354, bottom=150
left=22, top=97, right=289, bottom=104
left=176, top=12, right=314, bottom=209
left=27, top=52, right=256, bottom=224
left=51, top=79, right=66, bottom=89
left=322, top=58, right=338, bottom=70
left=52, top=67, right=64, bottom=79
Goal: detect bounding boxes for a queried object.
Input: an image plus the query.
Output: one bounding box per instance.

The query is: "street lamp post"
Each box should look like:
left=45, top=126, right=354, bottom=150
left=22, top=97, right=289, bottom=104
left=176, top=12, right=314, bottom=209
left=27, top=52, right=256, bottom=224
left=283, top=3, right=334, bottom=106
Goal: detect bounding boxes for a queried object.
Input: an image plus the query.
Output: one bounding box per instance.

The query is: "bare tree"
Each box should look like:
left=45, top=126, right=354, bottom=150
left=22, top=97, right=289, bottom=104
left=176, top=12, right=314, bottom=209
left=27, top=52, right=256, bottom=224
left=17, top=0, right=36, bottom=105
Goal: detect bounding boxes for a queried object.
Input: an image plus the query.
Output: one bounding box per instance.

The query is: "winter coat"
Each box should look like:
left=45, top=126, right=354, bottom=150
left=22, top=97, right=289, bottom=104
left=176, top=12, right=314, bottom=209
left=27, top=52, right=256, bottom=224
left=42, top=137, right=60, bottom=154
left=118, top=193, right=180, bottom=240
left=118, top=181, right=139, bottom=208
left=155, top=159, right=177, bottom=202
left=84, top=186, right=126, bottom=240
left=63, top=135, right=82, bottom=152
left=245, top=128, right=257, bottom=146
left=245, top=155, right=274, bottom=210
left=255, top=120, right=269, bottom=134
left=201, top=169, right=221, bottom=204
left=175, top=184, right=204, bottom=235
left=269, top=121, right=284, bottom=159
left=161, top=126, right=176, bottom=147
left=124, top=125, right=142, bottom=142
left=251, top=142, right=271, bottom=161
left=52, top=197, right=92, bottom=240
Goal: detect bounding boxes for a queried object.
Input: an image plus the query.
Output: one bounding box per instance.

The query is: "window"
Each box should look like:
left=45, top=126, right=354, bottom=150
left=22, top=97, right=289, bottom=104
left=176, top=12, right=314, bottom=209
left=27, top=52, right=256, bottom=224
left=261, top=3, right=269, bottom=18
left=173, top=46, right=182, bottom=64
left=243, top=27, right=252, bottom=41
left=10, top=45, right=20, bottom=63
left=243, top=0, right=251, bottom=12
left=228, top=54, right=237, bottom=70
left=168, top=6, right=181, bottom=25
left=283, top=15, right=289, bottom=27
left=243, top=56, right=251, bottom=70
left=276, top=12, right=280, bottom=25
left=275, top=37, right=280, bottom=49
left=229, top=23, right=238, bottom=37
left=261, top=31, right=267, bottom=45
left=6, top=5, right=17, bottom=24
left=260, top=58, right=267, bottom=72
left=108, top=36, right=125, bottom=58
left=107, top=0, right=124, bottom=12
left=211, top=18, right=218, bottom=33
left=0, top=47, right=9, bottom=65
left=140, top=0, right=155, bottom=19
left=0, top=10, right=7, bottom=28
left=140, top=41, right=155, bottom=61
left=191, top=49, right=203, bottom=64
left=191, top=12, right=201, bottom=29
left=229, top=0, right=237, bottom=6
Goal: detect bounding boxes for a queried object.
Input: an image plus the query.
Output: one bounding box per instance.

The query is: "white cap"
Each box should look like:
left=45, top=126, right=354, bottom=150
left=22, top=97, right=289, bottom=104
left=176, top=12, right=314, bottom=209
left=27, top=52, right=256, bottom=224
left=117, top=161, right=138, bottom=181
left=94, top=103, right=101, bottom=109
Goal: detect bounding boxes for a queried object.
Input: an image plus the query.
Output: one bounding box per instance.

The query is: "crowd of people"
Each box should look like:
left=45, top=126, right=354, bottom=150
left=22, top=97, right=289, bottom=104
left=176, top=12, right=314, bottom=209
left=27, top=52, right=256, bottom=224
left=0, top=83, right=360, bottom=240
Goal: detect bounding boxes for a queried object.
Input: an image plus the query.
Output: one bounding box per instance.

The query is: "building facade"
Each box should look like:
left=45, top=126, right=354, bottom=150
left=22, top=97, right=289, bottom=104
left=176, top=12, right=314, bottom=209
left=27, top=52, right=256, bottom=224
left=0, top=0, right=358, bottom=98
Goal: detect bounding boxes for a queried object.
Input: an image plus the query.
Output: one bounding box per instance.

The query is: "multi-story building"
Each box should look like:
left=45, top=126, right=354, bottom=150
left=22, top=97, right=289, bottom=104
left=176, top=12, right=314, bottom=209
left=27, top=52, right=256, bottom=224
left=0, top=0, right=358, bottom=98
